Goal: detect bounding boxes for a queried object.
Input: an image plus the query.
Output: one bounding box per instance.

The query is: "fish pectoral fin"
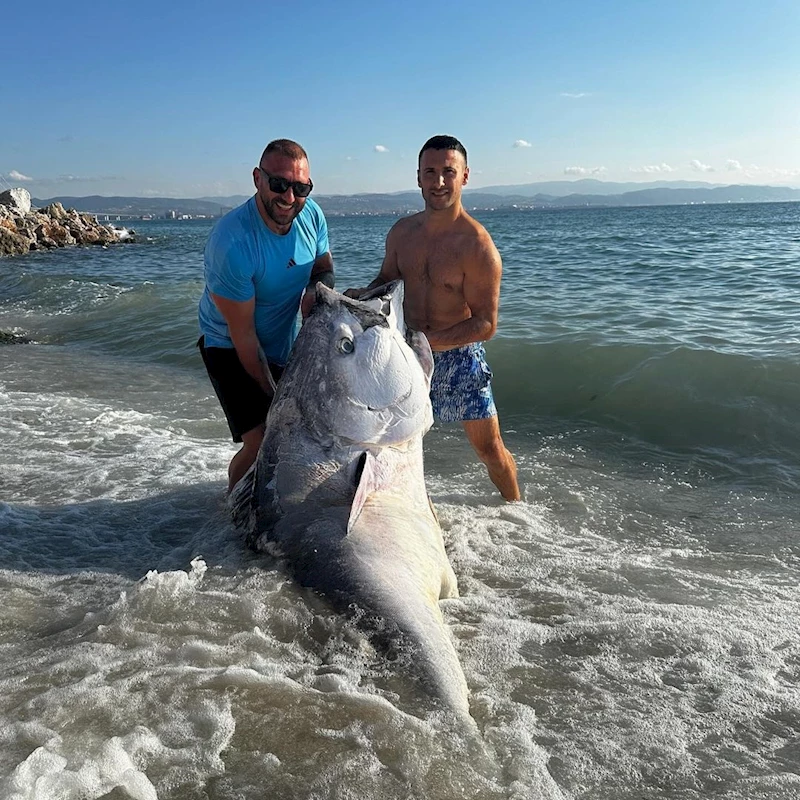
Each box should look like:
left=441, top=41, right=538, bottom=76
left=347, top=450, right=395, bottom=534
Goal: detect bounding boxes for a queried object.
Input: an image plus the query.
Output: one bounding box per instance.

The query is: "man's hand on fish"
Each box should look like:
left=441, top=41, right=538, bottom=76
left=343, top=287, right=368, bottom=299
left=300, top=287, right=316, bottom=319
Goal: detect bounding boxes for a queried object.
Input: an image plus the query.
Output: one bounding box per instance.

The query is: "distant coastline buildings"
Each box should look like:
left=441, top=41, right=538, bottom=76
left=96, top=209, right=222, bottom=221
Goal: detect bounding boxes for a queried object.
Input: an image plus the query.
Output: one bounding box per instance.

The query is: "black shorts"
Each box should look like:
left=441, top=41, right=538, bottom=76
left=197, top=336, right=284, bottom=443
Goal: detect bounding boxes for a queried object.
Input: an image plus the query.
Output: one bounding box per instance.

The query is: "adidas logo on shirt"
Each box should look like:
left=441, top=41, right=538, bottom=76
left=286, top=258, right=297, bottom=268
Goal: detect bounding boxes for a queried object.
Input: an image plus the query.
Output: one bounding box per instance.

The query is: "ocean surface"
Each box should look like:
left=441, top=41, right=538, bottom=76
left=1, top=201, right=798, bottom=799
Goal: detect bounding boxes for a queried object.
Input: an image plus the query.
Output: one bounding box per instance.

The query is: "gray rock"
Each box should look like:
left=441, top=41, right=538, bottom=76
left=0, top=187, right=32, bottom=215
left=0, top=329, right=33, bottom=345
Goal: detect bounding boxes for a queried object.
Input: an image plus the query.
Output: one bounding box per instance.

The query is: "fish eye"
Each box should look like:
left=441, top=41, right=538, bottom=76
left=338, top=337, right=355, bottom=354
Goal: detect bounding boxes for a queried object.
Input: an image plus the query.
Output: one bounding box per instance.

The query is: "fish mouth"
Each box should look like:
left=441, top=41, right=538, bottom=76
left=366, top=383, right=412, bottom=412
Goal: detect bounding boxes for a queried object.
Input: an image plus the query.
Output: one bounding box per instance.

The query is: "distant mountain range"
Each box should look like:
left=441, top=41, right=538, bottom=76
left=33, top=180, right=800, bottom=219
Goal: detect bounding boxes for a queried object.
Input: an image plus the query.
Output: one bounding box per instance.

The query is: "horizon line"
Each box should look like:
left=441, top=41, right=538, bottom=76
left=16, top=177, right=800, bottom=202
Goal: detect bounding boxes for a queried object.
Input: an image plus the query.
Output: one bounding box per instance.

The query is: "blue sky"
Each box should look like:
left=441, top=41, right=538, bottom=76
left=3, top=0, right=798, bottom=198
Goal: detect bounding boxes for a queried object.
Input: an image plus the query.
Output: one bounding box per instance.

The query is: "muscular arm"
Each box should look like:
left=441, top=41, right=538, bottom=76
left=209, top=292, right=276, bottom=395
left=425, top=233, right=502, bottom=349
left=301, top=251, right=335, bottom=317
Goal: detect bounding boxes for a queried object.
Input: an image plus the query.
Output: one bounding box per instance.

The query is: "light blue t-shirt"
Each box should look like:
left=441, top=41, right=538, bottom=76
left=198, top=196, right=329, bottom=365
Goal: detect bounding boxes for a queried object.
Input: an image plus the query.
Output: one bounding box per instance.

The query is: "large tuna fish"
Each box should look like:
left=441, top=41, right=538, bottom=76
left=229, top=281, right=470, bottom=718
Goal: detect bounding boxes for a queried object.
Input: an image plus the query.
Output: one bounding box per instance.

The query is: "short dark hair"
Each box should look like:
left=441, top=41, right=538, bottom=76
left=261, top=139, right=308, bottom=162
left=418, top=135, right=468, bottom=166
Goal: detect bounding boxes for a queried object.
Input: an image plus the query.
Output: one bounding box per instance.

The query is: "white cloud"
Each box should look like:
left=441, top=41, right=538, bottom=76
left=561, top=92, right=589, bottom=98
left=374, top=145, right=388, bottom=153
left=629, top=163, right=675, bottom=174
left=513, top=139, right=532, bottom=148
left=564, top=165, right=607, bottom=176
left=56, top=174, right=122, bottom=183
left=724, top=163, right=763, bottom=178
left=9, top=170, right=33, bottom=181
left=772, top=167, right=800, bottom=178
left=690, top=159, right=715, bottom=173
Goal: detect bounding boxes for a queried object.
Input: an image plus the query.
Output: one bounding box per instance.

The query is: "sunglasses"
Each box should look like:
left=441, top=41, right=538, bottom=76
left=258, top=167, right=313, bottom=198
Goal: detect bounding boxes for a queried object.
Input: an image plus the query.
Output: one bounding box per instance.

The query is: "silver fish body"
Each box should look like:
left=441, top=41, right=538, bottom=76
left=230, top=281, right=470, bottom=717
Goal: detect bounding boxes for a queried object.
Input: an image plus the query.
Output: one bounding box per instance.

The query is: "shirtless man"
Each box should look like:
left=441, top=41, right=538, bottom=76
left=347, top=135, right=520, bottom=501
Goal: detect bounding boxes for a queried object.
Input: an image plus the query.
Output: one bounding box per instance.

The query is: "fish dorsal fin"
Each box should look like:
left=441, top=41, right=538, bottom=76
left=228, top=458, right=281, bottom=548
left=348, top=450, right=396, bottom=534
left=228, top=462, right=257, bottom=535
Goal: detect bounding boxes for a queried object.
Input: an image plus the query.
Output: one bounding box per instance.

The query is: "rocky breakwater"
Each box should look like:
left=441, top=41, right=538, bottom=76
left=0, top=187, right=134, bottom=256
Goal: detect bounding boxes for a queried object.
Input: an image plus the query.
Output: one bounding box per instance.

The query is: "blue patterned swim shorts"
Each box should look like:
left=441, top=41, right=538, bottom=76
left=430, top=343, right=498, bottom=422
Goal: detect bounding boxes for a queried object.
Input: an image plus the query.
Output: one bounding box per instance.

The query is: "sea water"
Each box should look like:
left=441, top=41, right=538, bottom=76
left=0, top=202, right=798, bottom=799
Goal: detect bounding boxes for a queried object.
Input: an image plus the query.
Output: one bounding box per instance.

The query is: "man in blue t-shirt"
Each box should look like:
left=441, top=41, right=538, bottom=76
left=198, top=138, right=334, bottom=491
